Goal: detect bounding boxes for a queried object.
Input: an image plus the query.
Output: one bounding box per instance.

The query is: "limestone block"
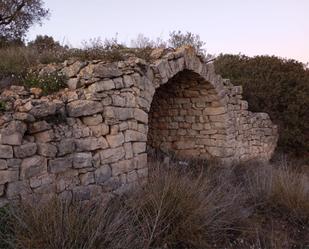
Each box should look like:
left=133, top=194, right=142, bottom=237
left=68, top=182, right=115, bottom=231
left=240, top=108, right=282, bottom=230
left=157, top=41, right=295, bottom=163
left=104, top=107, right=134, bottom=121
left=73, top=152, right=92, bottom=168
left=123, top=75, right=134, bottom=88
left=0, top=145, right=13, bottom=158
left=0, top=170, right=18, bottom=184
left=29, top=102, right=57, bottom=118
left=89, top=123, right=109, bottom=137
left=37, top=143, right=57, bottom=157
left=92, top=62, right=122, bottom=78
left=124, top=142, right=133, bottom=159
left=29, top=121, right=51, bottom=134
left=75, top=137, right=108, bottom=151
left=0, top=160, right=7, bottom=170
left=13, top=112, right=35, bottom=122
left=1, top=121, right=26, bottom=145
left=67, top=100, right=103, bottom=117
left=124, top=130, right=147, bottom=142
left=80, top=172, right=95, bottom=185
left=34, top=130, right=54, bottom=143
left=106, top=133, right=124, bottom=148
left=62, top=61, right=87, bottom=78
left=134, top=109, right=148, bottom=124
left=82, top=114, right=103, bottom=126
left=14, top=143, right=37, bottom=158
left=21, top=155, right=47, bottom=179
left=57, top=139, right=75, bottom=156
left=100, top=147, right=125, bottom=164
left=95, top=165, right=112, bottom=183
left=133, top=153, right=147, bottom=169
left=6, top=181, right=32, bottom=199
left=203, top=107, right=226, bottom=115
left=132, top=142, right=146, bottom=154
left=173, top=141, right=195, bottom=150
left=88, top=80, right=115, bottom=93
left=49, top=157, right=72, bottom=174
left=111, top=159, right=134, bottom=176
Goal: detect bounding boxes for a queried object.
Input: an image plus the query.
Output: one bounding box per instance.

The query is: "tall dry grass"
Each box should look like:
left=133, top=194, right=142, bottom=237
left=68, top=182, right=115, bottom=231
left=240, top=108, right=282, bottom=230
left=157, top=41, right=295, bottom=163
left=0, top=159, right=308, bottom=249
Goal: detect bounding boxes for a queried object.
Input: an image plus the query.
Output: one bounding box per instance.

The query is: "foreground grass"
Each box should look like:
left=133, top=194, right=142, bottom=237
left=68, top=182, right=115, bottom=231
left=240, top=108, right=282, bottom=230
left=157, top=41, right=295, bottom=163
left=0, top=160, right=308, bottom=249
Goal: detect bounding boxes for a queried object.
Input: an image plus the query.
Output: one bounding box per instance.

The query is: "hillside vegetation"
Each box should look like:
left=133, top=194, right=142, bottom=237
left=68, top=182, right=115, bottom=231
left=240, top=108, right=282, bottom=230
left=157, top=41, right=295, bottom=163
left=215, top=54, right=309, bottom=157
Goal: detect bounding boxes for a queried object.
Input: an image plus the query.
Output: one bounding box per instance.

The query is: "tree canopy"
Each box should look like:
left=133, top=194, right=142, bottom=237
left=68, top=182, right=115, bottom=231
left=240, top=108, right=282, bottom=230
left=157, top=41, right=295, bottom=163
left=0, top=0, right=49, bottom=42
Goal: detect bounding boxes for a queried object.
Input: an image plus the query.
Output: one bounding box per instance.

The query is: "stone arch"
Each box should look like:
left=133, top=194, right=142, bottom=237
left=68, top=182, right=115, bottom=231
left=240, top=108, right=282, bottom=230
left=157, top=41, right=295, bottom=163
left=0, top=46, right=278, bottom=204
left=147, top=69, right=232, bottom=159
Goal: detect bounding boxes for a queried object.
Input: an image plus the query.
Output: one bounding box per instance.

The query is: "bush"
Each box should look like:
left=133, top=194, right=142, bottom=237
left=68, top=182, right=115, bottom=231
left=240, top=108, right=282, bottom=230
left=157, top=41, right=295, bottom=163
left=23, top=71, right=67, bottom=95
left=168, top=30, right=206, bottom=55
left=215, top=54, right=309, bottom=156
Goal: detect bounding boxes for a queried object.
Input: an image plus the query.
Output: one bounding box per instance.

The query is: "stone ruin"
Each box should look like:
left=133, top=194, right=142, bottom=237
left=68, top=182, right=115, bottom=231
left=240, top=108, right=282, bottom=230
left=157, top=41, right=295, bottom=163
left=0, top=46, right=278, bottom=205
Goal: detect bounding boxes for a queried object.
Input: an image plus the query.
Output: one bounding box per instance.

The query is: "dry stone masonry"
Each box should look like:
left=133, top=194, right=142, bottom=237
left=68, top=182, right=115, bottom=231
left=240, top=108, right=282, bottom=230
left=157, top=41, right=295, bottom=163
left=0, top=46, right=278, bottom=205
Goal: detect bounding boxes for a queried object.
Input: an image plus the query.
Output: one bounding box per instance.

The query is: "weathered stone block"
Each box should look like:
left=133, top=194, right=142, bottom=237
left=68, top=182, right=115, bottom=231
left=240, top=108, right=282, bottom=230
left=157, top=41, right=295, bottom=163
left=6, top=181, right=32, bottom=199
left=88, top=80, right=115, bottom=92
left=104, top=107, right=134, bottom=121
left=134, top=109, right=148, bottom=124
left=100, top=147, right=125, bottom=164
left=80, top=172, right=95, bottom=185
left=75, top=137, right=108, bottom=151
left=132, top=142, right=146, bottom=154
left=21, top=156, right=47, bottom=179
left=0, top=170, right=18, bottom=184
left=49, top=157, right=72, bottom=174
left=111, top=159, right=134, bottom=176
left=14, top=143, right=37, bottom=158
left=203, top=107, right=226, bottom=115
left=95, top=165, right=112, bottom=183
left=124, top=130, right=147, bottom=142
left=1, top=121, right=26, bottom=145
left=73, top=152, right=92, bottom=168
left=29, top=102, right=57, bottom=118
left=0, top=145, right=13, bottom=158
left=37, top=143, right=57, bottom=157
left=34, top=130, right=54, bottom=143
left=82, top=114, right=103, bottom=126
left=57, top=139, right=75, bottom=156
left=67, top=100, right=103, bottom=117
left=106, top=133, right=124, bottom=148
left=0, top=160, right=7, bottom=170
left=29, top=121, right=51, bottom=134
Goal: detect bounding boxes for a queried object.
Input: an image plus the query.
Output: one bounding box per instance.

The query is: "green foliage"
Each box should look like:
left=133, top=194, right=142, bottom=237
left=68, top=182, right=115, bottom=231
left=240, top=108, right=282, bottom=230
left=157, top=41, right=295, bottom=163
left=168, top=30, right=206, bottom=54
left=0, top=0, right=49, bottom=41
left=28, top=35, right=65, bottom=53
left=215, top=54, right=309, bottom=156
left=0, top=100, right=6, bottom=111
left=24, top=71, right=67, bottom=95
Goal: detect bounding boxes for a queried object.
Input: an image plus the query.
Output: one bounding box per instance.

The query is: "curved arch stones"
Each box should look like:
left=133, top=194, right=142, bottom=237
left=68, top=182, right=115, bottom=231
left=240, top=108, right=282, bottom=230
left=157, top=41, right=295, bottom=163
left=0, top=46, right=278, bottom=204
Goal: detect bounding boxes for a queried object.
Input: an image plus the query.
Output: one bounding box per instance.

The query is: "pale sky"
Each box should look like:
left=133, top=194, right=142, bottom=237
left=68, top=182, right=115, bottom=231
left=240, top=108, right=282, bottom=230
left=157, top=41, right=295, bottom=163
left=27, top=0, right=309, bottom=63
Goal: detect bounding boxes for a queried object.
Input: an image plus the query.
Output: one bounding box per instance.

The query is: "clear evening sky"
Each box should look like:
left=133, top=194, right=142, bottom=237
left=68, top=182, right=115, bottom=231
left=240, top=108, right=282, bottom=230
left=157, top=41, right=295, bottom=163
left=27, top=0, right=309, bottom=63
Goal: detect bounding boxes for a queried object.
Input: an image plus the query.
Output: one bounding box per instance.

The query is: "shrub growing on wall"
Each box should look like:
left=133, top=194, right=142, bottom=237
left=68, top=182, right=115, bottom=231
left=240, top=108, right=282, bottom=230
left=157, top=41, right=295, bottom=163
left=215, top=54, right=309, bottom=156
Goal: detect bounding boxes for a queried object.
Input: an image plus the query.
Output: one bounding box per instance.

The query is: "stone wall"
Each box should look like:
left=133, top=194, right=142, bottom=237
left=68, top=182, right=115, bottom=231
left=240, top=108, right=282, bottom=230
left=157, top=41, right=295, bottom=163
left=0, top=46, right=278, bottom=206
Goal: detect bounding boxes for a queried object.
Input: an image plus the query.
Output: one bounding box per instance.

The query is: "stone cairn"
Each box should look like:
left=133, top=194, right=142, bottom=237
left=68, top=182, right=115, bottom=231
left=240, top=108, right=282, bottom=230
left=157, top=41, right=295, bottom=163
left=0, top=46, right=278, bottom=206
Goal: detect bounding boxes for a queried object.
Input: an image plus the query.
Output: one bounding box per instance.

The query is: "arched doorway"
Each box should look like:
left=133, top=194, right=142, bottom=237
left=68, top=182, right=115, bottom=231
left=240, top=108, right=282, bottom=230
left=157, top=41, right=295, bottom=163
left=147, top=69, right=234, bottom=160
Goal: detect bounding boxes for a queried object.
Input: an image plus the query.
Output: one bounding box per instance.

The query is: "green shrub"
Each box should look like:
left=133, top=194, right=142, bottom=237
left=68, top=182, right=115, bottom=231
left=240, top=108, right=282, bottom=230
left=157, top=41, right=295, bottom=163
left=215, top=54, right=309, bottom=156
left=0, top=100, right=6, bottom=111
left=23, top=71, right=67, bottom=95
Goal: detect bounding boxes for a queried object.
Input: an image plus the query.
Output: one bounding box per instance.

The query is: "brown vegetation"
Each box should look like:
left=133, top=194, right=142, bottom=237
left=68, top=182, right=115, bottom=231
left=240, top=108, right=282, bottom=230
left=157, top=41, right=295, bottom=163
left=0, top=159, right=308, bottom=249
